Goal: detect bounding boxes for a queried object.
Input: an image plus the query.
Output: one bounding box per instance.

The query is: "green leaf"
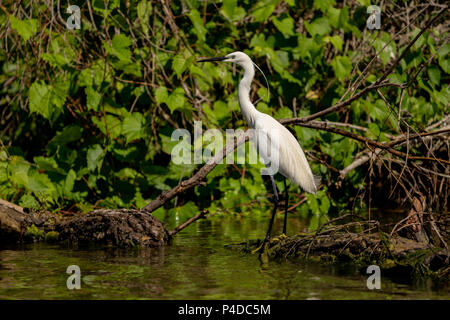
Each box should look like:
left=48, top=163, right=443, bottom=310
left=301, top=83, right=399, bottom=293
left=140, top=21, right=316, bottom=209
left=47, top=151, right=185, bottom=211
left=252, top=0, right=280, bottom=22
left=212, top=100, right=229, bottom=121
left=48, top=125, right=83, bottom=146
left=331, top=55, right=352, bottom=81
left=367, top=122, right=381, bottom=139
left=85, top=86, right=102, bottom=111
left=79, top=60, right=109, bottom=87
left=105, top=34, right=133, bottom=62
left=34, top=157, right=66, bottom=175
left=92, top=115, right=122, bottom=138
left=274, top=107, right=293, bottom=119
left=373, top=32, right=397, bottom=65
left=122, top=112, right=146, bottom=143
left=273, top=16, right=295, bottom=38
left=427, top=66, right=441, bottom=87
left=19, top=194, right=39, bottom=210
left=295, top=34, right=317, bottom=59
left=28, top=80, right=67, bottom=119
left=221, top=0, right=245, bottom=22
left=64, top=169, right=77, bottom=196
left=133, top=189, right=147, bottom=209
left=9, top=16, right=38, bottom=41
left=309, top=214, right=319, bottom=230
left=174, top=201, right=198, bottom=221
left=41, top=34, right=77, bottom=68
left=115, top=167, right=139, bottom=180
left=315, top=0, right=336, bottom=12
left=166, top=88, right=186, bottom=113
left=87, top=144, right=104, bottom=171
left=29, top=82, right=52, bottom=119
left=188, top=9, right=206, bottom=42
left=305, top=17, right=331, bottom=37
left=28, top=170, right=56, bottom=199
left=437, top=44, right=450, bottom=73
left=172, top=55, right=187, bottom=76
left=221, top=0, right=237, bottom=20
left=320, top=195, right=330, bottom=213
left=51, top=79, right=68, bottom=109
left=368, top=99, right=390, bottom=123
left=324, top=35, right=343, bottom=51
left=9, top=157, right=30, bottom=187
left=155, top=86, right=168, bottom=104
left=137, top=0, right=152, bottom=35
left=356, top=0, right=370, bottom=6
left=112, top=60, right=142, bottom=77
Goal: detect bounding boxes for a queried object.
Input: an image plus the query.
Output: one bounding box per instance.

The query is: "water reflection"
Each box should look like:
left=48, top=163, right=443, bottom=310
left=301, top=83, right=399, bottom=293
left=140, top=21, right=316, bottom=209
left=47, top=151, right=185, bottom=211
left=0, top=216, right=448, bottom=299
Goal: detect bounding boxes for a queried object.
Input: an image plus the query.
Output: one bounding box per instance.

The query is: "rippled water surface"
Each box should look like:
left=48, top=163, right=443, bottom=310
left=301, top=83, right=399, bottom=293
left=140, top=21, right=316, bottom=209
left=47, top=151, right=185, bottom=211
left=0, top=216, right=448, bottom=299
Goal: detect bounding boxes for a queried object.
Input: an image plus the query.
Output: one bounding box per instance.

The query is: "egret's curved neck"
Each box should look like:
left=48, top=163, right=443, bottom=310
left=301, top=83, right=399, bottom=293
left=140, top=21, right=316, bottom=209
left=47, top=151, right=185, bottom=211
left=238, top=61, right=258, bottom=127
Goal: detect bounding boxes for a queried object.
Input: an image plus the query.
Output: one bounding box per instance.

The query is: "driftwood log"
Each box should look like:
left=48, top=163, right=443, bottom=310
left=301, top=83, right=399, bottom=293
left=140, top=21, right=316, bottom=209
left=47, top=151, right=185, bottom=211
left=0, top=199, right=170, bottom=247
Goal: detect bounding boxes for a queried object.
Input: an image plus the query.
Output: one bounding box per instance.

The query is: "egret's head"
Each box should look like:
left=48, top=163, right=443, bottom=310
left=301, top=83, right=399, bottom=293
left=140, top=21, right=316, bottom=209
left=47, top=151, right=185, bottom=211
left=197, top=50, right=270, bottom=99
left=197, top=51, right=251, bottom=67
left=223, top=51, right=251, bottom=65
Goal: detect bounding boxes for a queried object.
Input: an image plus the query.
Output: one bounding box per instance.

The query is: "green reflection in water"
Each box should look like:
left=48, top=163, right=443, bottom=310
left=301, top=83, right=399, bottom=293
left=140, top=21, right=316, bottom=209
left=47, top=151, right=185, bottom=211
left=0, top=216, right=448, bottom=299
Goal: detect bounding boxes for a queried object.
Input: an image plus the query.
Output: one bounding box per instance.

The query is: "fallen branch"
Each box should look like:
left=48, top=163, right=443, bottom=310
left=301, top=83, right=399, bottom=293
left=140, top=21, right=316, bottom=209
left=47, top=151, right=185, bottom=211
left=169, top=209, right=208, bottom=236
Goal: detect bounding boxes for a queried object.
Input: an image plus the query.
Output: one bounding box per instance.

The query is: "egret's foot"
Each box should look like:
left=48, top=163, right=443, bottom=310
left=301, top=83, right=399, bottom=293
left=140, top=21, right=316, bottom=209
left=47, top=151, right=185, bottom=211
left=270, top=233, right=287, bottom=242
left=251, top=240, right=268, bottom=254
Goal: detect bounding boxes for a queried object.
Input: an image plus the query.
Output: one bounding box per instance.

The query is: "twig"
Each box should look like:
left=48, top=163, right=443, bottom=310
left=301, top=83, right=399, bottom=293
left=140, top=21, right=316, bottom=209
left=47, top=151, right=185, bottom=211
left=168, top=209, right=208, bottom=236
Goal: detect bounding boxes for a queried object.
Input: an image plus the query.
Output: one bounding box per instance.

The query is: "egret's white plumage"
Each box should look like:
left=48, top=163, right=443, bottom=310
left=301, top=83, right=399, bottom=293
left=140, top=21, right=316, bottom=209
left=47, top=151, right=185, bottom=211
left=198, top=50, right=319, bottom=245
left=221, top=51, right=318, bottom=194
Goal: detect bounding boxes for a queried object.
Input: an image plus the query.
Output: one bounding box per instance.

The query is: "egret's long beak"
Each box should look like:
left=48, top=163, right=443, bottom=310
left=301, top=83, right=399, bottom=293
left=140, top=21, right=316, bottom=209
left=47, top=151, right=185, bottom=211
left=197, top=56, right=227, bottom=63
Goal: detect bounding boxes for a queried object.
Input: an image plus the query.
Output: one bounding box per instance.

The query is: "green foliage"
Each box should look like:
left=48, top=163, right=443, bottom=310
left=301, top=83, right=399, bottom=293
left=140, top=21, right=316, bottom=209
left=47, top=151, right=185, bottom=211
left=9, top=16, right=38, bottom=41
left=0, top=1, right=448, bottom=231
left=25, top=224, right=45, bottom=240
left=331, top=56, right=352, bottom=81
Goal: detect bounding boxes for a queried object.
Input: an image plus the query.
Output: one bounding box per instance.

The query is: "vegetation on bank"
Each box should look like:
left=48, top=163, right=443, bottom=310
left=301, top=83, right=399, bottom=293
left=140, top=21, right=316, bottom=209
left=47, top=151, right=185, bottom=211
left=0, top=0, right=448, bottom=239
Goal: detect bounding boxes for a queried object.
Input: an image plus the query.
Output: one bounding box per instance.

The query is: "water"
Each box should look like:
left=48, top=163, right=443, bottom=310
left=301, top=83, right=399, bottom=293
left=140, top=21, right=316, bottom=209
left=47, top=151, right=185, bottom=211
left=0, top=216, right=448, bottom=299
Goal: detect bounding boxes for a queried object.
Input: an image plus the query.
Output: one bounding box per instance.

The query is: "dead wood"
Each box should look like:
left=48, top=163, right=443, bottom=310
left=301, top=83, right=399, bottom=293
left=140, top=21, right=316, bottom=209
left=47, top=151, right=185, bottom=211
left=0, top=199, right=170, bottom=247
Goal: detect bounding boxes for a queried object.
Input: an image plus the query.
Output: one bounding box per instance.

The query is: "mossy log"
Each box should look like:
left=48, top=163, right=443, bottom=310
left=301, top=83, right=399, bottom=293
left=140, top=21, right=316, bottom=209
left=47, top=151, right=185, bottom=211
left=0, top=199, right=170, bottom=247
left=237, top=231, right=449, bottom=280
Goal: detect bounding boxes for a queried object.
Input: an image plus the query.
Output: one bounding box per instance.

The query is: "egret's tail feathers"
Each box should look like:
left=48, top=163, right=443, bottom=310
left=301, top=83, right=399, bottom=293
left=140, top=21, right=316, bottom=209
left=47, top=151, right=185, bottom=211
left=313, top=175, right=321, bottom=189
left=297, top=174, right=321, bottom=194
left=303, top=175, right=321, bottom=194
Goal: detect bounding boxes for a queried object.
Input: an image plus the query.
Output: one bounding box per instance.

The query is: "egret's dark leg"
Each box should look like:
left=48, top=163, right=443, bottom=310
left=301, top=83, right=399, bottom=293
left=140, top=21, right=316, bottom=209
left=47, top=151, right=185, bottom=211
left=263, top=175, right=279, bottom=242
left=283, top=177, right=288, bottom=235
left=252, top=175, right=280, bottom=255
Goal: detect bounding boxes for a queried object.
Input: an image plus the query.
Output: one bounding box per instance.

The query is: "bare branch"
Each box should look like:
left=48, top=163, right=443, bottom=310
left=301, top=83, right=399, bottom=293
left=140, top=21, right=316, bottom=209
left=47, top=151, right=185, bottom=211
left=169, top=209, right=208, bottom=236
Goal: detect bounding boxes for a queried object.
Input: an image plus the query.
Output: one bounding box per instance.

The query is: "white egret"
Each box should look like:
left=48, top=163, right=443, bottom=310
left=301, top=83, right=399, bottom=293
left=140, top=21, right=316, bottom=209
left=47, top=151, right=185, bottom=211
left=198, top=51, right=320, bottom=251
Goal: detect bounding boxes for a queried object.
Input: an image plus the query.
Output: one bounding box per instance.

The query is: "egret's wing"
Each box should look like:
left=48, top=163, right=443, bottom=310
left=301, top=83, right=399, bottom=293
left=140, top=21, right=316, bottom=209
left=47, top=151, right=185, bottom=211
left=254, top=114, right=318, bottom=194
